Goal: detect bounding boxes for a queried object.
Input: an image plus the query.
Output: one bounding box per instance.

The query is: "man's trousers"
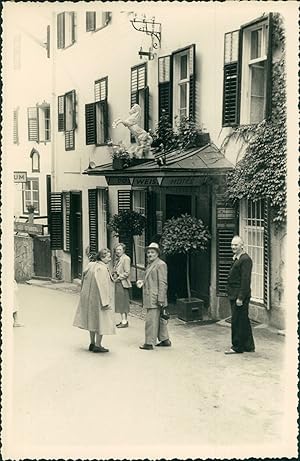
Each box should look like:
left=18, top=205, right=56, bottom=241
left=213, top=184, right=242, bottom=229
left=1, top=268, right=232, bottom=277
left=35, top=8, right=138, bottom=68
left=230, top=297, right=255, bottom=353
left=145, top=308, right=169, bottom=346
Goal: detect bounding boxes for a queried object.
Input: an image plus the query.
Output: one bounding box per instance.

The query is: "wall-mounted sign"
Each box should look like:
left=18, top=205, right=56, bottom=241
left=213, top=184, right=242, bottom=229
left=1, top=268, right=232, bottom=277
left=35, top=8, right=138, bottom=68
left=161, top=176, right=204, bottom=187
left=106, top=177, right=130, bottom=186
left=14, top=221, right=43, bottom=235
left=14, top=171, right=27, bottom=183
left=132, top=177, right=159, bottom=186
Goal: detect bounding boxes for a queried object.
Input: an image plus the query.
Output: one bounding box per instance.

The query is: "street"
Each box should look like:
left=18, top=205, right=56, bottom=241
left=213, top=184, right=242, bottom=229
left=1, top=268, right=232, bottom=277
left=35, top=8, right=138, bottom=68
left=6, top=284, right=291, bottom=459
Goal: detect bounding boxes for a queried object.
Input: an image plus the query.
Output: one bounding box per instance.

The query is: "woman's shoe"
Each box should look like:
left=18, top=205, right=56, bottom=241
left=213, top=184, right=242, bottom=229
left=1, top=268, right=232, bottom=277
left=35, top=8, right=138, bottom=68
left=93, top=346, right=109, bottom=353
left=89, top=343, right=95, bottom=351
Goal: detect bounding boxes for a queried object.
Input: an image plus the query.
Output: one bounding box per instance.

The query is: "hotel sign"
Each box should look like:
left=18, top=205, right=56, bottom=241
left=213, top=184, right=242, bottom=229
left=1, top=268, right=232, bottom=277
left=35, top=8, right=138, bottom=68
left=161, top=177, right=204, bottom=186
left=132, top=177, right=159, bottom=186
left=14, top=171, right=27, bottom=183
left=106, top=177, right=130, bottom=186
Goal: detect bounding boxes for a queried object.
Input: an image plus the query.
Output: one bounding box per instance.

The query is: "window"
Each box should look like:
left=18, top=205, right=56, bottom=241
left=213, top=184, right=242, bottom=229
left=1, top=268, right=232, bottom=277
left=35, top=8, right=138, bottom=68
left=97, top=189, right=108, bottom=249
left=27, top=104, right=51, bottom=143
left=158, top=44, right=196, bottom=126
left=240, top=199, right=264, bottom=302
left=132, top=190, right=146, bottom=268
left=57, top=12, right=76, bottom=49
left=13, top=109, right=19, bottom=144
left=57, top=90, right=76, bottom=150
left=22, top=178, right=39, bottom=214
left=85, top=78, right=109, bottom=145
left=88, top=188, right=108, bottom=253
left=131, top=64, right=149, bottom=133
left=222, top=14, right=272, bottom=126
left=86, top=11, right=111, bottom=32
left=30, top=148, right=40, bottom=172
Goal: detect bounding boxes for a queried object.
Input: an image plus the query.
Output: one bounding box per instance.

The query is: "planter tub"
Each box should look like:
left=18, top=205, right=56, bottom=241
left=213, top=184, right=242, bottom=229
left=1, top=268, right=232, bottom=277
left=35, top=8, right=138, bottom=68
left=177, top=297, right=204, bottom=322
left=112, top=158, right=129, bottom=170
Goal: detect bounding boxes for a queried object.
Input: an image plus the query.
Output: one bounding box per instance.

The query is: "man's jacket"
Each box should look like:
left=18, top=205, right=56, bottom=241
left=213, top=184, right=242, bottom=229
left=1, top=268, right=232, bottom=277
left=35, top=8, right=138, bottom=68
left=143, top=258, right=168, bottom=309
left=227, top=252, right=252, bottom=301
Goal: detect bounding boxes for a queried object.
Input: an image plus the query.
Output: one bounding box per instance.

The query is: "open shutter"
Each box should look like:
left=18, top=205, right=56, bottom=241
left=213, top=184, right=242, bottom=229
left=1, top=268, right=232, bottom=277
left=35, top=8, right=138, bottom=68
left=102, top=99, right=109, bottom=143
left=263, top=200, right=271, bottom=309
left=86, top=12, right=96, bottom=31
left=222, top=30, right=241, bottom=126
left=130, top=66, right=139, bottom=108
left=118, top=190, right=133, bottom=258
left=189, top=44, right=196, bottom=119
left=85, top=103, right=96, bottom=145
left=71, top=90, right=76, bottom=129
left=58, top=95, right=65, bottom=132
left=46, top=25, right=50, bottom=58
left=50, top=192, right=63, bottom=250
left=143, top=86, right=150, bottom=131
left=88, top=189, right=98, bottom=253
left=28, top=107, right=39, bottom=142
left=65, top=130, right=75, bottom=151
left=70, top=12, right=76, bottom=44
left=63, top=192, right=71, bottom=252
left=13, top=109, right=19, bottom=144
left=265, top=13, right=273, bottom=120
left=158, top=55, right=172, bottom=123
left=57, top=13, right=65, bottom=49
left=216, top=196, right=237, bottom=296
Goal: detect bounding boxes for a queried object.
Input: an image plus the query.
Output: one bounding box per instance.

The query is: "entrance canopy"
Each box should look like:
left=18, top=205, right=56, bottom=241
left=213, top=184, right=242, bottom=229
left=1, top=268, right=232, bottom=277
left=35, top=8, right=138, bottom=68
left=83, top=143, right=233, bottom=186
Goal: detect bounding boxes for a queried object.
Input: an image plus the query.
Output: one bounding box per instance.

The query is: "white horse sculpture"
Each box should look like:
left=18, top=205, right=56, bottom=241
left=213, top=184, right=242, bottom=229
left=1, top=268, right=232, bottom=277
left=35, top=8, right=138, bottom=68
left=112, top=104, right=153, bottom=158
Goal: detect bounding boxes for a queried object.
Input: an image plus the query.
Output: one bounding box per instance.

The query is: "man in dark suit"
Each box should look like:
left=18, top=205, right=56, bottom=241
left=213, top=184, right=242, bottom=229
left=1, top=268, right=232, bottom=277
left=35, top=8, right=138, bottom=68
left=225, top=235, right=255, bottom=354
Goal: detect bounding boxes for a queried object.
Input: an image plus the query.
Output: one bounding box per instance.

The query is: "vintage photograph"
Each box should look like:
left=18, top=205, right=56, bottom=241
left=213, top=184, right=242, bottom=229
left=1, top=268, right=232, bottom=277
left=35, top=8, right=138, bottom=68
left=2, top=1, right=298, bottom=459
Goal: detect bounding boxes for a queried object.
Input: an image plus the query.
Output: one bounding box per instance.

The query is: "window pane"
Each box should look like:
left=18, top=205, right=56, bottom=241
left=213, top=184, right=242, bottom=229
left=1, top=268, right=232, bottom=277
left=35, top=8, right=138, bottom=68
left=96, top=103, right=104, bottom=144
left=65, top=94, right=73, bottom=131
left=250, top=62, right=266, bottom=123
left=180, top=54, right=188, bottom=79
left=250, top=29, right=262, bottom=60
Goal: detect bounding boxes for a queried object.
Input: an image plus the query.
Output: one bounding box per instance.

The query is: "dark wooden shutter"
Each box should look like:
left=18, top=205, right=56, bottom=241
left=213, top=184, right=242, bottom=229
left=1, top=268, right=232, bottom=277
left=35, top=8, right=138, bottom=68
left=189, top=44, right=196, bottom=119
left=158, top=55, right=172, bottom=123
left=28, top=107, right=39, bottom=142
left=216, top=196, right=236, bottom=296
left=65, top=130, right=75, bottom=151
left=71, top=90, right=76, bottom=129
left=13, top=109, right=19, bottom=144
left=144, top=86, right=150, bottom=131
left=58, top=95, right=65, bottom=132
left=117, top=190, right=133, bottom=258
left=50, top=192, right=63, bottom=250
left=263, top=200, right=271, bottom=309
left=57, top=13, right=65, bottom=49
left=63, top=192, right=71, bottom=252
left=46, top=25, right=50, bottom=58
left=71, top=12, right=76, bottom=44
left=85, top=103, right=96, bottom=145
left=88, top=189, right=98, bottom=253
left=102, top=99, right=109, bottom=143
left=265, top=13, right=273, bottom=120
left=222, top=30, right=241, bottom=126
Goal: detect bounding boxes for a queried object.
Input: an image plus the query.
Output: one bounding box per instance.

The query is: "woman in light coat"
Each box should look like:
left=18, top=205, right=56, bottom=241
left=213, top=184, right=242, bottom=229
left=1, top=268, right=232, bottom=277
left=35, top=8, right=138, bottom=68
left=112, top=243, right=132, bottom=328
left=73, top=248, right=115, bottom=353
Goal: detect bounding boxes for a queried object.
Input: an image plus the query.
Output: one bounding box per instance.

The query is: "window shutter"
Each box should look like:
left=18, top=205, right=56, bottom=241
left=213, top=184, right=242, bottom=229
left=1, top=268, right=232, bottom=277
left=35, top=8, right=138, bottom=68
left=103, top=12, right=111, bottom=26
left=57, top=13, right=65, bottom=49
left=130, top=66, right=139, bottom=108
left=86, top=12, right=96, bottom=32
left=158, top=55, right=172, bottom=123
left=28, top=107, right=39, bottom=142
left=88, top=189, right=98, bottom=253
left=85, top=103, right=96, bottom=145
left=46, top=25, right=50, bottom=58
left=50, top=192, right=63, bottom=250
left=65, top=130, right=75, bottom=151
left=222, top=30, right=241, bottom=126
left=189, top=44, right=196, bottom=119
left=71, top=89, right=76, bottom=129
left=13, top=109, right=19, bottom=144
left=263, top=200, right=271, bottom=309
left=102, top=99, right=109, bottom=143
left=265, top=13, right=273, bottom=120
left=64, top=192, right=71, bottom=252
left=144, top=86, right=150, bottom=131
left=58, top=95, right=65, bottom=132
left=216, top=196, right=237, bottom=296
left=117, top=190, right=133, bottom=257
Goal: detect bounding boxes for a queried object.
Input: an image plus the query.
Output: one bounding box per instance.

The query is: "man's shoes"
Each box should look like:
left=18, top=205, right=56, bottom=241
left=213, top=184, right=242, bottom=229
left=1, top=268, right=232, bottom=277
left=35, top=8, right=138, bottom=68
left=117, top=322, right=128, bottom=328
left=244, top=349, right=255, bottom=352
left=224, top=348, right=242, bottom=354
left=156, top=339, right=172, bottom=347
left=88, top=343, right=95, bottom=351
left=93, top=346, right=109, bottom=353
left=139, top=344, right=153, bottom=350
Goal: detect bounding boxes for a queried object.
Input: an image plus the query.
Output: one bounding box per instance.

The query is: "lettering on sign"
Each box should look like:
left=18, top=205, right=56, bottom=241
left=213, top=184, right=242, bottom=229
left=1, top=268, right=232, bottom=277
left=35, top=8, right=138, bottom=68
left=106, top=177, right=130, bottom=186
left=132, top=177, right=158, bottom=186
left=14, top=171, right=27, bottom=183
left=14, top=222, right=43, bottom=235
left=161, top=177, right=204, bottom=187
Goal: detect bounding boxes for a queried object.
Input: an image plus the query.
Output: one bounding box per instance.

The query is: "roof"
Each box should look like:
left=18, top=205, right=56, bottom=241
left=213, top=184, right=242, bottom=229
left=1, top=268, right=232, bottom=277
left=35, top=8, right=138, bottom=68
left=83, top=143, right=233, bottom=178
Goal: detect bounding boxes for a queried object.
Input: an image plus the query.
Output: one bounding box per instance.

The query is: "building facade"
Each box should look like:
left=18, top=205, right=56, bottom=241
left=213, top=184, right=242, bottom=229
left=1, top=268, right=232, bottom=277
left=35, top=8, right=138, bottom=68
left=37, top=4, right=286, bottom=328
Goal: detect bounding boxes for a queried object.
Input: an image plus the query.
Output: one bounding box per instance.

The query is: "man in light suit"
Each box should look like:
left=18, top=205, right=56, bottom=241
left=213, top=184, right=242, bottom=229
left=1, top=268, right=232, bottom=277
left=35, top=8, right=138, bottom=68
left=225, top=235, right=255, bottom=354
left=137, top=243, right=171, bottom=350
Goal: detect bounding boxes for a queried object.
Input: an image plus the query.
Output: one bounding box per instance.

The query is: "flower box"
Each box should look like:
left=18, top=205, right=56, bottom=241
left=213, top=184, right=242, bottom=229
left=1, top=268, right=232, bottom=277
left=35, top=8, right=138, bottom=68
left=112, top=158, right=128, bottom=170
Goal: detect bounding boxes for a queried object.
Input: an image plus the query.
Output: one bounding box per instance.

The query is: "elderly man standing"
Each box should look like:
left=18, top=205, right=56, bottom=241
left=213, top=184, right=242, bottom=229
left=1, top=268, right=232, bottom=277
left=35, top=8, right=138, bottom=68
left=136, top=242, right=171, bottom=350
left=225, top=235, right=255, bottom=354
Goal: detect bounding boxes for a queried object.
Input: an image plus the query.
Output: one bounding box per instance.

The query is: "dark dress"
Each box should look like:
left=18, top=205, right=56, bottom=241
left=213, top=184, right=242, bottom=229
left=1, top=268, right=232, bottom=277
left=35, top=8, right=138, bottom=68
left=227, top=253, right=255, bottom=353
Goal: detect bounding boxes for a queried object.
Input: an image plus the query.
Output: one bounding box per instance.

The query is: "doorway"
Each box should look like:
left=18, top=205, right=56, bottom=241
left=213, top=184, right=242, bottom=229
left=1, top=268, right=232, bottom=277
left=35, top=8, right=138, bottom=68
left=165, top=194, right=192, bottom=302
left=70, top=192, right=82, bottom=279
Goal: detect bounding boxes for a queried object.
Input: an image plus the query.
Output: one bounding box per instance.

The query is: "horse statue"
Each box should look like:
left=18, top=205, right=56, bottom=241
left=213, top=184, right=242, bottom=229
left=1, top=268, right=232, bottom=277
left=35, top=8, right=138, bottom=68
left=112, top=104, right=153, bottom=158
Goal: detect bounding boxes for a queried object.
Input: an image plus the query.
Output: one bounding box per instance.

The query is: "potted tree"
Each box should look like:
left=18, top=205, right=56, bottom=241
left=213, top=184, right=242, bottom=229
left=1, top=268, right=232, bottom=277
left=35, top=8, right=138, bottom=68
left=161, top=214, right=211, bottom=321
left=108, top=210, right=146, bottom=299
left=26, top=203, right=36, bottom=224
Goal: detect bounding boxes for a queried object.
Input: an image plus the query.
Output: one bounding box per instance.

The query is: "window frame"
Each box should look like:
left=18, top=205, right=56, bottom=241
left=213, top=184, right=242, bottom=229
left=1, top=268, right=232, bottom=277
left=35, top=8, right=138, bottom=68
left=22, top=177, right=40, bottom=215
left=86, top=11, right=111, bottom=32
left=132, top=189, right=146, bottom=269
left=27, top=103, right=51, bottom=143
left=57, top=12, right=76, bottom=50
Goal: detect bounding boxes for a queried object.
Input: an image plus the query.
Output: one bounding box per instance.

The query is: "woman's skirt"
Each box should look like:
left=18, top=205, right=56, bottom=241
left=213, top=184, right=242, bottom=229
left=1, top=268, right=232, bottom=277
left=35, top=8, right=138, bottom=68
left=115, top=281, right=130, bottom=314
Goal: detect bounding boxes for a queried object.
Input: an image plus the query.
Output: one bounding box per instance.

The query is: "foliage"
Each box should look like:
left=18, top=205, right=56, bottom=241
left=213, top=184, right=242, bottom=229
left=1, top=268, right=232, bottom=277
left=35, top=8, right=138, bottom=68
left=107, top=140, right=131, bottom=161
left=225, top=13, right=286, bottom=226
left=26, top=204, right=36, bottom=213
left=161, top=214, right=211, bottom=255
left=108, top=210, right=146, bottom=237
left=151, top=112, right=204, bottom=153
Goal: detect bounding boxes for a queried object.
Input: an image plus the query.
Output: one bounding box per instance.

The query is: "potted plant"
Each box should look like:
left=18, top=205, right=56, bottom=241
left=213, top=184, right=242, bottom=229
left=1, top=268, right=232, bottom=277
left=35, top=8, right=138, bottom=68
left=108, top=210, right=146, bottom=299
left=26, top=203, right=36, bottom=223
left=161, top=214, right=211, bottom=321
left=108, top=141, right=131, bottom=170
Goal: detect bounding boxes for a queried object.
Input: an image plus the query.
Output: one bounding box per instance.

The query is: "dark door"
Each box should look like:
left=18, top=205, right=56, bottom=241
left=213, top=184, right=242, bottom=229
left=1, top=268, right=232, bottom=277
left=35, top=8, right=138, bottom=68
left=70, top=192, right=83, bottom=279
left=165, top=194, right=192, bottom=302
left=33, top=235, right=52, bottom=278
